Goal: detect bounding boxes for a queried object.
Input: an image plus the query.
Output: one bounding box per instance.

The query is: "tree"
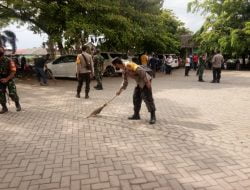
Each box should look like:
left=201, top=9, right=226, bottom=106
left=0, top=0, right=188, bottom=54
left=0, top=30, right=16, bottom=53
left=188, top=0, right=250, bottom=59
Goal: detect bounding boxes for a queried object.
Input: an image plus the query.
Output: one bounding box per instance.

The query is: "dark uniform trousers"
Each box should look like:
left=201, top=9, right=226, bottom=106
left=133, top=85, right=156, bottom=114
left=77, top=73, right=91, bottom=95
left=185, top=66, right=190, bottom=76
left=212, top=68, right=221, bottom=82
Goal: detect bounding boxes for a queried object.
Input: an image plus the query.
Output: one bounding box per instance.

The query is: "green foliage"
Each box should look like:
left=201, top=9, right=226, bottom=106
left=189, top=0, right=250, bottom=56
left=0, top=0, right=186, bottom=54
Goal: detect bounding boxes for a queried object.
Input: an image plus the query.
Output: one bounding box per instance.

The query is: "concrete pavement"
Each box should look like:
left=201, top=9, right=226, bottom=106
left=0, top=69, right=250, bottom=190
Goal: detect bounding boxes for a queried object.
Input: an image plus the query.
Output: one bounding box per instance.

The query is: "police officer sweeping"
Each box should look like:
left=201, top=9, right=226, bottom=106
left=0, top=46, right=21, bottom=114
left=112, top=58, right=156, bottom=124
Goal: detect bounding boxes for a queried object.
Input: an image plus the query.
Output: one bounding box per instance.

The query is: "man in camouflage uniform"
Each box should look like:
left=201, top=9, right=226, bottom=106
left=0, top=47, right=21, bottom=114
left=93, top=49, right=104, bottom=90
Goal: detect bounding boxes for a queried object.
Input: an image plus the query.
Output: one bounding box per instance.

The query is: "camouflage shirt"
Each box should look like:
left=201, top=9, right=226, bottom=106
left=93, top=54, right=104, bottom=72
left=0, top=56, right=16, bottom=78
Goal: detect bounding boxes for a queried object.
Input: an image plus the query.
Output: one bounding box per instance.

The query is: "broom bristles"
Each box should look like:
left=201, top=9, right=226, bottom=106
left=85, top=95, right=117, bottom=119
left=86, top=104, right=107, bottom=118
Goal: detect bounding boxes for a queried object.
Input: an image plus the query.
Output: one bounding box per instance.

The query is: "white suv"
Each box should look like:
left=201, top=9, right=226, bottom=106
left=46, top=53, right=129, bottom=79
left=165, top=54, right=179, bottom=68
left=101, top=52, right=128, bottom=77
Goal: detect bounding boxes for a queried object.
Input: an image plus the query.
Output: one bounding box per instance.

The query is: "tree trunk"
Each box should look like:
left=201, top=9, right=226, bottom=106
left=75, top=40, right=81, bottom=54
left=47, top=37, right=56, bottom=59
left=242, top=54, right=246, bottom=65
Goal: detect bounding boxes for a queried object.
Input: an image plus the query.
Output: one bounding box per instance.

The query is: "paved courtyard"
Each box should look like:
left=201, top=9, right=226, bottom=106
left=0, top=69, right=250, bottom=190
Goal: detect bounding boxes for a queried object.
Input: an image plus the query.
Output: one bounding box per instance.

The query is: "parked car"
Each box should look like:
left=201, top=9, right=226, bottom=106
left=46, top=55, right=77, bottom=78
left=46, top=53, right=129, bottom=78
left=101, top=52, right=128, bottom=77
left=225, top=59, right=240, bottom=70
left=158, top=54, right=179, bottom=68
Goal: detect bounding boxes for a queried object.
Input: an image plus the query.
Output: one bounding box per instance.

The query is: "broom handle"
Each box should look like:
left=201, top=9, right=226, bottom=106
left=105, top=95, right=117, bottom=105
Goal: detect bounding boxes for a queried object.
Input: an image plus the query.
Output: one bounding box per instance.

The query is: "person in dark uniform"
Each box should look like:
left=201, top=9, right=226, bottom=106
left=20, top=56, right=26, bottom=72
left=34, top=54, right=49, bottom=86
left=112, top=58, right=156, bottom=124
left=148, top=54, right=158, bottom=78
left=198, top=54, right=206, bottom=82
left=0, top=47, right=21, bottom=114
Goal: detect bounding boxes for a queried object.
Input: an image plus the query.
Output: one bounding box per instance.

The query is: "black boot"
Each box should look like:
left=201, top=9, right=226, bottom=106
left=15, top=101, right=21, bottom=112
left=76, top=93, right=80, bottom=98
left=0, top=104, right=8, bottom=114
left=128, top=112, right=140, bottom=120
left=85, top=92, right=89, bottom=99
left=98, top=84, right=103, bottom=90
left=94, top=85, right=103, bottom=90
left=149, top=111, right=156, bottom=124
left=198, top=77, right=205, bottom=82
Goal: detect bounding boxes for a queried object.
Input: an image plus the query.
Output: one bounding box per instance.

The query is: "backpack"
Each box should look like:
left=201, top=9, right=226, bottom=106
left=139, top=65, right=154, bottom=77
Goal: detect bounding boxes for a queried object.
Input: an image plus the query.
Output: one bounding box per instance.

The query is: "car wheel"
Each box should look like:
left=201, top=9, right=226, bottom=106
left=104, top=66, right=115, bottom=77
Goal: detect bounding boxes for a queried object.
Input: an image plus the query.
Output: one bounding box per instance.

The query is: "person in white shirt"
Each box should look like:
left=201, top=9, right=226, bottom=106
left=185, top=56, right=191, bottom=76
left=165, top=55, right=173, bottom=74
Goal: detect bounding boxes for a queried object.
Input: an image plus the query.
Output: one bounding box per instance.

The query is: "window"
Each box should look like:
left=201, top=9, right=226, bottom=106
left=63, top=55, right=77, bottom=63
left=53, top=57, right=63, bottom=64
left=101, top=53, right=109, bottom=59
left=53, top=56, right=76, bottom=64
left=110, top=53, right=121, bottom=58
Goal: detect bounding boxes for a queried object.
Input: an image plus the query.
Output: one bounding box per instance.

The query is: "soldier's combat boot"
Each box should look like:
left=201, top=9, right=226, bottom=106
left=76, top=93, right=80, bottom=98
left=198, top=77, right=205, bottom=82
left=0, top=104, right=8, bottom=114
left=15, top=101, right=21, bottom=112
left=149, top=111, right=156, bottom=124
left=96, top=85, right=103, bottom=90
left=94, top=84, right=103, bottom=90
left=85, top=93, right=89, bottom=99
left=128, top=112, right=140, bottom=120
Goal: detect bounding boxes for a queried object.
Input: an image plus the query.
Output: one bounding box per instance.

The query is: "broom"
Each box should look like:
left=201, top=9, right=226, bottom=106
left=45, top=68, right=56, bottom=84
left=86, top=95, right=117, bottom=118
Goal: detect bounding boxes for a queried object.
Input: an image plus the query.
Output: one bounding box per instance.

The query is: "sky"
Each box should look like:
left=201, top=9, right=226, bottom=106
left=163, top=0, right=205, bottom=31
left=2, top=0, right=205, bottom=49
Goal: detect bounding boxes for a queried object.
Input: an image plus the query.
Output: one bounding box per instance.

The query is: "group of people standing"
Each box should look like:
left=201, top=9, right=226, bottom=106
left=75, top=46, right=105, bottom=99
left=185, top=51, right=224, bottom=83
left=139, top=52, right=175, bottom=77
left=75, top=46, right=157, bottom=124
left=0, top=44, right=225, bottom=125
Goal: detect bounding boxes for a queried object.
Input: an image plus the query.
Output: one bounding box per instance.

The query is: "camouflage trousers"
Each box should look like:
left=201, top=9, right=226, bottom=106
left=198, top=65, right=206, bottom=79
left=94, top=69, right=103, bottom=87
left=0, top=80, right=19, bottom=104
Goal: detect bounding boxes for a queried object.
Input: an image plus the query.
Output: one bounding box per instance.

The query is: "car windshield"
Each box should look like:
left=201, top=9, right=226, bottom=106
left=63, top=55, right=76, bottom=62
left=110, top=53, right=128, bottom=59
